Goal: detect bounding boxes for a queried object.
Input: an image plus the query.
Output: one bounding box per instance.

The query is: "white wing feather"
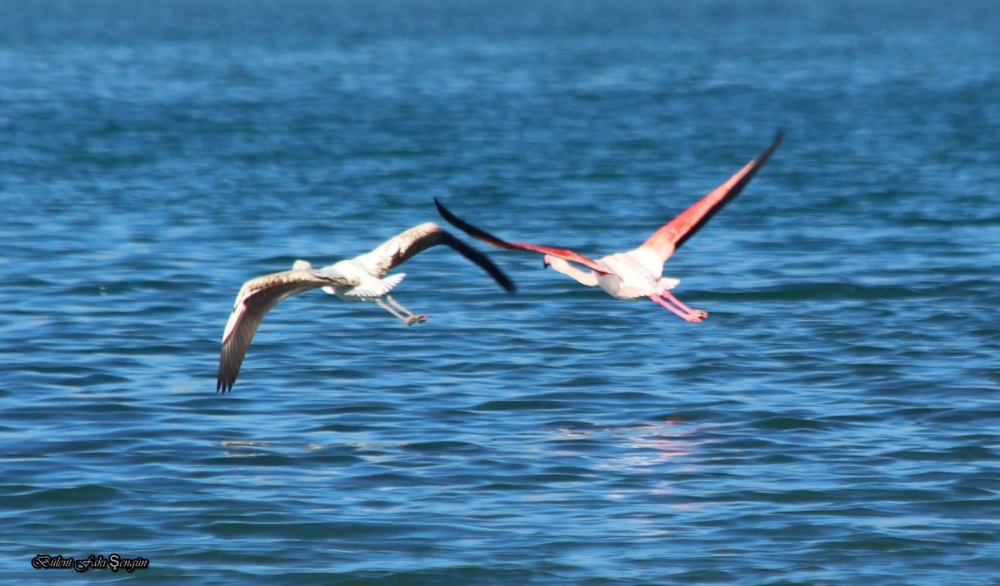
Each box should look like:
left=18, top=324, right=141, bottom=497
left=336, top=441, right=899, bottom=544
left=339, top=272, right=406, bottom=298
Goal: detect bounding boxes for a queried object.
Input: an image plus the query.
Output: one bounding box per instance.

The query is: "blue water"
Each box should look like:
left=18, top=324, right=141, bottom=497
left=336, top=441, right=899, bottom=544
left=3, top=1, right=1000, bottom=583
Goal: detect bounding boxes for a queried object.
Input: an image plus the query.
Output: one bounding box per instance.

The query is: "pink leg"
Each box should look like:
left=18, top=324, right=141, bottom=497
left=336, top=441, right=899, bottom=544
left=649, top=294, right=707, bottom=323
left=659, top=289, right=700, bottom=315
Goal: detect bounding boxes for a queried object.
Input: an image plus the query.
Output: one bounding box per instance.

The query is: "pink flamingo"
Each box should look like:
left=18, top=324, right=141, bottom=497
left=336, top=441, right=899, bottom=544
left=434, top=132, right=782, bottom=322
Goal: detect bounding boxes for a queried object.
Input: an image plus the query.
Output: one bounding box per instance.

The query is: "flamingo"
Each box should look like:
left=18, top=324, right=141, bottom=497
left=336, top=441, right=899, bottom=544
left=434, top=132, right=783, bottom=323
left=217, top=222, right=516, bottom=392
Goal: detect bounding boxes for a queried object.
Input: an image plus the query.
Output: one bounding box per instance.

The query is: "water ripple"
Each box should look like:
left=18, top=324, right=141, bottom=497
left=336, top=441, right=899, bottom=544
left=4, top=1, right=1000, bottom=584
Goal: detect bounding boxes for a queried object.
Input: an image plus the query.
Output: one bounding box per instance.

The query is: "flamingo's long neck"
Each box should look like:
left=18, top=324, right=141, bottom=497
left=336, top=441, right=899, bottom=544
left=546, top=256, right=599, bottom=287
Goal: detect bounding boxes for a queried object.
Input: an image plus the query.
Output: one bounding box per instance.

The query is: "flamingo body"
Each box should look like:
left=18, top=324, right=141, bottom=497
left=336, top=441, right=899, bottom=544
left=292, top=259, right=408, bottom=302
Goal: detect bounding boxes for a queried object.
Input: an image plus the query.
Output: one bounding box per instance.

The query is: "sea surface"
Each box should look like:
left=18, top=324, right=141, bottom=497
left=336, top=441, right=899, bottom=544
left=2, top=1, right=1000, bottom=584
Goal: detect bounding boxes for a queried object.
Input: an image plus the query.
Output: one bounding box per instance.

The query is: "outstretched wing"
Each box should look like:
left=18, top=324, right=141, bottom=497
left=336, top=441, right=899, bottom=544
left=217, top=269, right=360, bottom=393
left=353, top=222, right=517, bottom=293
left=641, top=131, right=784, bottom=265
left=434, top=199, right=611, bottom=275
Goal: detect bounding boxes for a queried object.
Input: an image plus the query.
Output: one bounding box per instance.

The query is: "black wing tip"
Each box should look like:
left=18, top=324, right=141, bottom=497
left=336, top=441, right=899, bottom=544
left=742, top=129, right=784, bottom=173
left=216, top=359, right=237, bottom=393
left=433, top=197, right=450, bottom=219
left=437, top=228, right=518, bottom=294
left=433, top=198, right=506, bottom=245
left=487, top=271, right=517, bottom=294
left=753, top=129, right=784, bottom=166
left=500, top=276, right=518, bottom=295
left=764, top=129, right=785, bottom=157
left=434, top=198, right=462, bottom=228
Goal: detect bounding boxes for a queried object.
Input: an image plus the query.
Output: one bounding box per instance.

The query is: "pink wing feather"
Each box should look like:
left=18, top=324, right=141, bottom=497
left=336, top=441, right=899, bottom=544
left=642, top=131, right=783, bottom=264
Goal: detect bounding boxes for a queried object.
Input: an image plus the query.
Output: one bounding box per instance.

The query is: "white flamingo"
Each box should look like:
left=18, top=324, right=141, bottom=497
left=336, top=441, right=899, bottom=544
left=217, top=222, right=516, bottom=392
left=434, top=132, right=782, bottom=322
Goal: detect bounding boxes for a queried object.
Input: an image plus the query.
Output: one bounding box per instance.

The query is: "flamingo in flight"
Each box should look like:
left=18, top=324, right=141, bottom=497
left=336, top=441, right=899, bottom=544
left=434, top=132, right=783, bottom=323
left=217, top=222, right=516, bottom=392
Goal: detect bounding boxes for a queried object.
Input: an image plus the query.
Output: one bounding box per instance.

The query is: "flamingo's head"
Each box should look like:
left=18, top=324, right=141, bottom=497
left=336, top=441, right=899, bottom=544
left=542, top=254, right=553, bottom=269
